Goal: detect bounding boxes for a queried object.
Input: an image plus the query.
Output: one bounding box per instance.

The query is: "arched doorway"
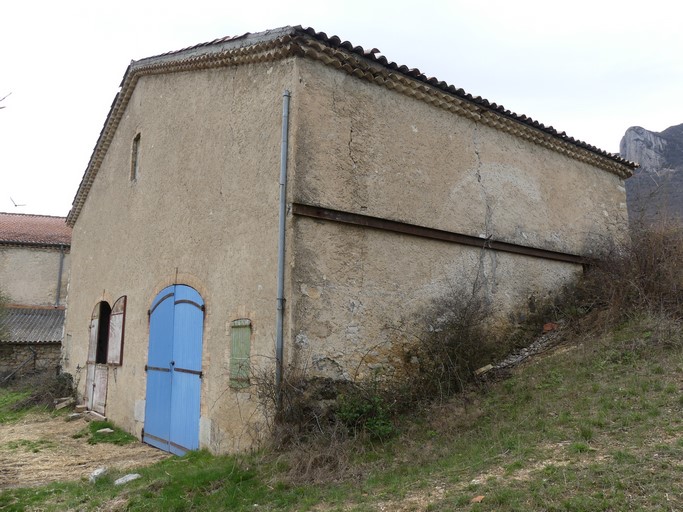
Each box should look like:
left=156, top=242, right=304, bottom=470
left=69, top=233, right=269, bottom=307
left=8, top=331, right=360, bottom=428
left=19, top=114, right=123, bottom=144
left=143, top=285, right=205, bottom=455
left=85, top=301, right=111, bottom=415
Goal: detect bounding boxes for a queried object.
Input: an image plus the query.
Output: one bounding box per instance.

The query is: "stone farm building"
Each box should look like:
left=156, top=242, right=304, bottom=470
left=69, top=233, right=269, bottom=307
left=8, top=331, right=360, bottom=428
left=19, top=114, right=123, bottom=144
left=62, top=26, right=636, bottom=454
left=0, top=213, right=71, bottom=379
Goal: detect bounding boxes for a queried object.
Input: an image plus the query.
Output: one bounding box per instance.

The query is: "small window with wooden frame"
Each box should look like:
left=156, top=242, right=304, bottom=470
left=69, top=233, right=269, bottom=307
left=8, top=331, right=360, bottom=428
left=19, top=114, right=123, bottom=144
left=130, top=133, right=141, bottom=181
left=230, top=319, right=252, bottom=388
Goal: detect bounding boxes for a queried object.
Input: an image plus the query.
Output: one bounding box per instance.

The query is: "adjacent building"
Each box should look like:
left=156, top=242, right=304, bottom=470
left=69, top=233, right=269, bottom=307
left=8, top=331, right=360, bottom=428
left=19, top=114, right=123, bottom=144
left=0, top=213, right=71, bottom=378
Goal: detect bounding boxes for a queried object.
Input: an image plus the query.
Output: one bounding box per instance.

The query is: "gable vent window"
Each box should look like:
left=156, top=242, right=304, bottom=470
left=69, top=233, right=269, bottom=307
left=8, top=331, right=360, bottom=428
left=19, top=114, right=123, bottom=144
left=130, top=133, right=141, bottom=181
left=230, top=319, right=252, bottom=388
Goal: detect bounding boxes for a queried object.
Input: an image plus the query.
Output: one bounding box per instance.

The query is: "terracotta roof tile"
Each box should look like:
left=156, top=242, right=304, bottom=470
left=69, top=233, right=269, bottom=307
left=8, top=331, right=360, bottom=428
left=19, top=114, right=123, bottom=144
left=0, top=213, right=71, bottom=246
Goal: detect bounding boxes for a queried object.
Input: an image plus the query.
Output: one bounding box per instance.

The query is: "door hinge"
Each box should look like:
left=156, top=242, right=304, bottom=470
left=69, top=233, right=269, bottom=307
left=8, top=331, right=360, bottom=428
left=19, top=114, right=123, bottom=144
left=144, top=364, right=148, bottom=372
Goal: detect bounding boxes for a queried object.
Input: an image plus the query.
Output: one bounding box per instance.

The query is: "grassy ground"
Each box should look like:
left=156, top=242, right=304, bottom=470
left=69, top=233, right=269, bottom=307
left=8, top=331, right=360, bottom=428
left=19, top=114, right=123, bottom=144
left=1, top=311, right=681, bottom=511
left=71, top=420, right=138, bottom=446
left=0, top=389, right=32, bottom=424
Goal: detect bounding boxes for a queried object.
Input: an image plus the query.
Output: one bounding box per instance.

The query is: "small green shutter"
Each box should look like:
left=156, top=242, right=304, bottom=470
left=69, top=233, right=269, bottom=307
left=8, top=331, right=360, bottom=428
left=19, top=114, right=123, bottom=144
left=230, top=319, right=252, bottom=388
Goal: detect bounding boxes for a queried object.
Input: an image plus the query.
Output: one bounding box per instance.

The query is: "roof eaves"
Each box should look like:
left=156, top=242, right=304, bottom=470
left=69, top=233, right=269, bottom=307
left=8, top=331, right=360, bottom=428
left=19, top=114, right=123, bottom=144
left=295, top=26, right=637, bottom=172
left=0, top=241, right=70, bottom=249
left=132, top=27, right=295, bottom=68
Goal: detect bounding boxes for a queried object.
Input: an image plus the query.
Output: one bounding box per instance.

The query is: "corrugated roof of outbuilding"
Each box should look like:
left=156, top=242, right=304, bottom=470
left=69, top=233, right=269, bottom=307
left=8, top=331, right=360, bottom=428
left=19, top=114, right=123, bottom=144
left=0, top=306, right=65, bottom=344
left=0, top=213, right=71, bottom=246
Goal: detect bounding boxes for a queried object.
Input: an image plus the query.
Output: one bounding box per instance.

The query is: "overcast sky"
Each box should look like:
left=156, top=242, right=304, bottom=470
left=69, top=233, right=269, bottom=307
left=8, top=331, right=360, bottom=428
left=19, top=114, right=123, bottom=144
left=1, top=0, right=681, bottom=216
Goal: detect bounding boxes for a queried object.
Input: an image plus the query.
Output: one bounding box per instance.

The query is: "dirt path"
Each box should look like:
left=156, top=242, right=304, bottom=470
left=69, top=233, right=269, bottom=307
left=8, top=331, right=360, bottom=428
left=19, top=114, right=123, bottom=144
left=0, top=412, right=168, bottom=489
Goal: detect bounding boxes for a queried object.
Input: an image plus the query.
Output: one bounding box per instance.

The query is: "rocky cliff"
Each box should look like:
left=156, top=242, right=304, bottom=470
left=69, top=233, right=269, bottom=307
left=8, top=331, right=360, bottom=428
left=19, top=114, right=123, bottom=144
left=620, top=124, right=683, bottom=225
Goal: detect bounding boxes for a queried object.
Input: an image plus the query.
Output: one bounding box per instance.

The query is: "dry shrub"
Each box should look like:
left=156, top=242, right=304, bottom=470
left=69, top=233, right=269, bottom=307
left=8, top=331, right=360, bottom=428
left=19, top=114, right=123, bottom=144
left=610, top=311, right=683, bottom=355
left=644, top=312, right=683, bottom=349
left=406, top=288, right=494, bottom=400
left=269, top=426, right=363, bottom=484
left=420, top=391, right=485, bottom=437
left=252, top=360, right=353, bottom=445
left=7, top=371, right=74, bottom=410
left=251, top=362, right=370, bottom=483
left=580, top=223, right=683, bottom=325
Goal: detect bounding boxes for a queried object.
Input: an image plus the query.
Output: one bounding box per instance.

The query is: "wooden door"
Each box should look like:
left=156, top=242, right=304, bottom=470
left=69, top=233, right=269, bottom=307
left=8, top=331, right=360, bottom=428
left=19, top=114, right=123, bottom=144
left=144, top=285, right=204, bottom=455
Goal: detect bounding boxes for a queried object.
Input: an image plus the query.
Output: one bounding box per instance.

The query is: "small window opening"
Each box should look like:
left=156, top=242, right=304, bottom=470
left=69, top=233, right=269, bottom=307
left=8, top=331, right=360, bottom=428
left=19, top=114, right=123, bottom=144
left=130, top=133, right=141, bottom=181
left=230, top=319, right=252, bottom=388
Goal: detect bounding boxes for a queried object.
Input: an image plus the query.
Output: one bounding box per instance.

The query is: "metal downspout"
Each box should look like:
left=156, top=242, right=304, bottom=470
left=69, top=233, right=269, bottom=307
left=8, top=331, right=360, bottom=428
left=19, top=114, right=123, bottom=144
left=275, top=90, right=291, bottom=410
left=55, top=244, right=65, bottom=307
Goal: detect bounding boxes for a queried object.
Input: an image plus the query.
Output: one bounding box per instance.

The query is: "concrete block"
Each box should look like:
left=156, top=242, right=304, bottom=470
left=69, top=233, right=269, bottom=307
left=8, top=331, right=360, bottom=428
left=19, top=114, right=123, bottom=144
left=114, top=473, right=141, bottom=486
left=89, top=467, right=108, bottom=483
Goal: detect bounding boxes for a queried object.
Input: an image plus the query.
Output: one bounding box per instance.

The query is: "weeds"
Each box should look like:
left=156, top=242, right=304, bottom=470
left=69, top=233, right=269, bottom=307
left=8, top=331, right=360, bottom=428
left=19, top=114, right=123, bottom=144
left=0, top=371, right=75, bottom=425
left=5, top=438, right=56, bottom=452
left=0, top=388, right=32, bottom=423
left=407, top=283, right=495, bottom=400
left=337, top=383, right=396, bottom=441
left=72, top=420, right=137, bottom=445
left=2, top=371, right=74, bottom=410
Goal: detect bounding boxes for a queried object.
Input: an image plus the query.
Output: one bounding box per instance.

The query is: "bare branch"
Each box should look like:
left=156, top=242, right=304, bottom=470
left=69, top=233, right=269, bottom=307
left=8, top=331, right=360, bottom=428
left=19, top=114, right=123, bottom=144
left=0, top=92, right=11, bottom=109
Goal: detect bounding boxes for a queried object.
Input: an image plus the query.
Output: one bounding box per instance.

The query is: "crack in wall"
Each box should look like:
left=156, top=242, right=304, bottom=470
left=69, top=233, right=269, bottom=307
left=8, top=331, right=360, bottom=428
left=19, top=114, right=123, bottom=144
left=331, top=86, right=338, bottom=113
left=348, top=126, right=358, bottom=168
left=332, top=84, right=364, bottom=207
left=330, top=84, right=358, bottom=170
left=346, top=113, right=367, bottom=209
left=472, top=122, right=496, bottom=301
left=472, top=123, right=493, bottom=238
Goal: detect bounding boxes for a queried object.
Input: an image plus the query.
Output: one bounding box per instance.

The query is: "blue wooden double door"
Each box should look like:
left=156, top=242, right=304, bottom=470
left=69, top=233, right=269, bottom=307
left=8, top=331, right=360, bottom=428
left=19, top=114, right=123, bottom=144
left=143, top=285, right=204, bottom=455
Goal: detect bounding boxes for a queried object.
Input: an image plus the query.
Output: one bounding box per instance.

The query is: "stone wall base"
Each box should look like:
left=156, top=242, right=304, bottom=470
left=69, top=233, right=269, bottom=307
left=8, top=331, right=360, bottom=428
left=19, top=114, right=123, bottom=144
left=0, top=344, right=61, bottom=380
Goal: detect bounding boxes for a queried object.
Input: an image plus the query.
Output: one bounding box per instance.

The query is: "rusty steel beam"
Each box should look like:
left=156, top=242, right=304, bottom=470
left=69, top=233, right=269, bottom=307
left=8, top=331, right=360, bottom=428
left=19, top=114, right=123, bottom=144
left=292, top=203, right=588, bottom=265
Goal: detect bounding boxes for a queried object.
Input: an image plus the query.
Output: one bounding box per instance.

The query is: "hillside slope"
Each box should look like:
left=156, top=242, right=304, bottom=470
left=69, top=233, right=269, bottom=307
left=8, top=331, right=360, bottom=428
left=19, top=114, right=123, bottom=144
left=2, top=313, right=683, bottom=511
left=2, top=225, right=682, bottom=510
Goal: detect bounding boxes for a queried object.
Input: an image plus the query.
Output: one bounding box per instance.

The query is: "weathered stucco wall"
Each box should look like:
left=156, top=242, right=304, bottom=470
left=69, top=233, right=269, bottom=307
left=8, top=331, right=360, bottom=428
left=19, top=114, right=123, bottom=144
left=0, top=247, right=70, bottom=306
left=288, top=58, right=627, bottom=379
left=292, top=59, right=627, bottom=255
left=63, top=59, right=297, bottom=452
left=290, top=219, right=579, bottom=379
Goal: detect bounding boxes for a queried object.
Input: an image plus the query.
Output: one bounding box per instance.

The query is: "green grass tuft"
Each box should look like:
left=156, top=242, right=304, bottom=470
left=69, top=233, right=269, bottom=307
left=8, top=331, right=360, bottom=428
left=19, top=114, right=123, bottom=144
left=70, top=420, right=138, bottom=445
left=0, top=389, right=32, bottom=423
